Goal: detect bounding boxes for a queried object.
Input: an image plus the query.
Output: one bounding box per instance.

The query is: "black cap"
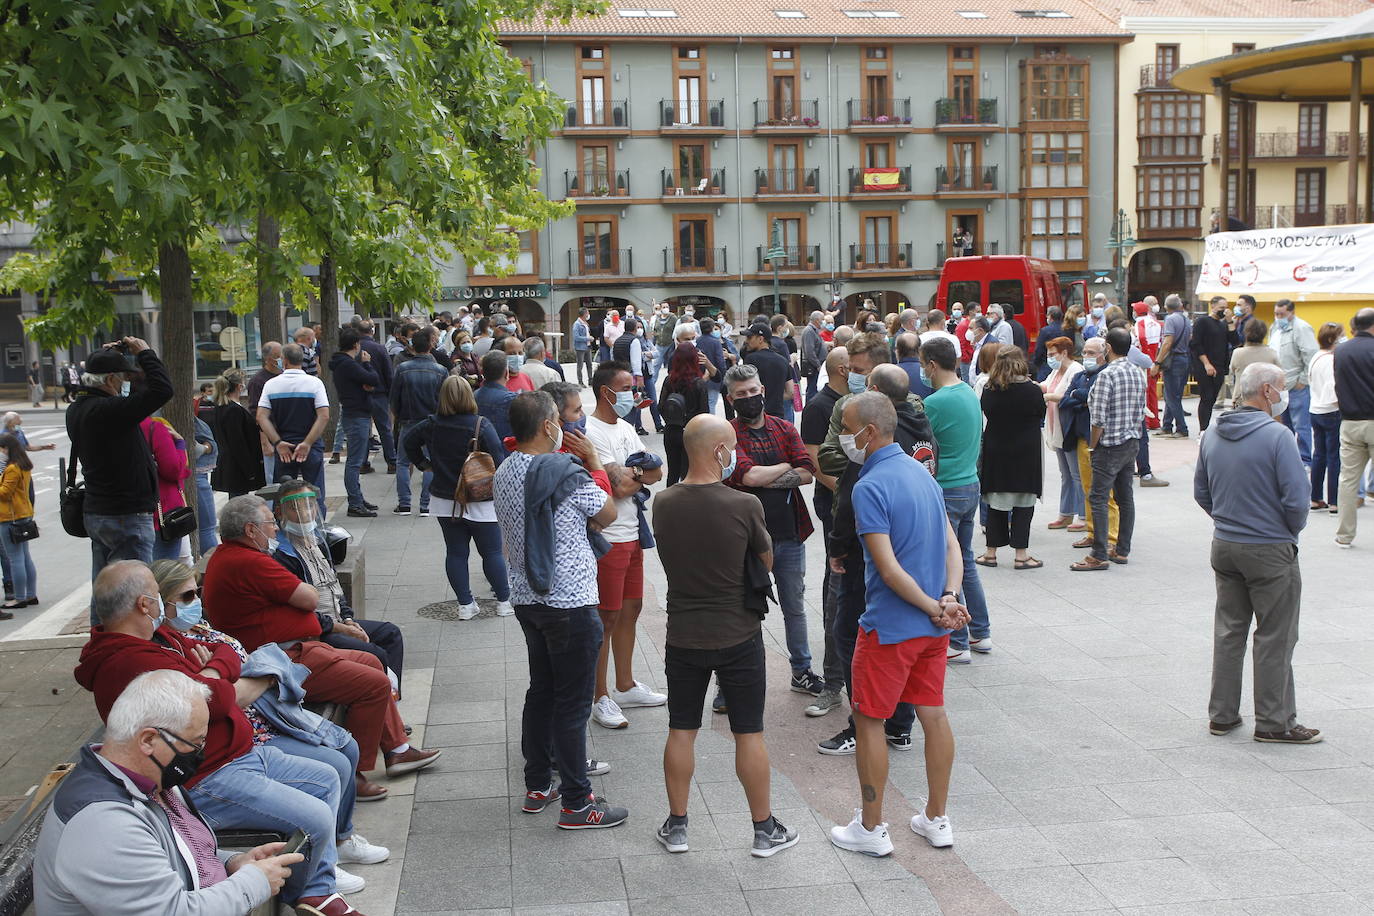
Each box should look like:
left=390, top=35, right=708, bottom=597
left=86, top=349, right=134, bottom=374
left=743, top=325, right=768, bottom=338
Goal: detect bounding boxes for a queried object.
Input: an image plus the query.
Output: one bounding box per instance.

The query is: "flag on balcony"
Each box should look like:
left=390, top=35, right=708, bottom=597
left=863, top=167, right=900, bottom=190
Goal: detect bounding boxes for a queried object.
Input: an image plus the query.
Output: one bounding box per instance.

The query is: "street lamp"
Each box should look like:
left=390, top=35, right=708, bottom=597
left=765, top=219, right=787, bottom=314
left=1104, top=208, right=1136, bottom=305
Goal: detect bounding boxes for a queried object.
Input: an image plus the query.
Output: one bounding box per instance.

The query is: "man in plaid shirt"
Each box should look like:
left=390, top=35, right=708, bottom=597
left=722, top=363, right=825, bottom=696
left=1074, top=328, right=1147, bottom=572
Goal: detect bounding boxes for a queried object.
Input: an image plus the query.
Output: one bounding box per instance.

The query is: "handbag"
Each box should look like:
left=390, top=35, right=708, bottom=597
left=145, top=425, right=198, bottom=543
left=59, top=445, right=87, bottom=538
left=8, top=517, right=38, bottom=543
left=454, top=416, right=496, bottom=509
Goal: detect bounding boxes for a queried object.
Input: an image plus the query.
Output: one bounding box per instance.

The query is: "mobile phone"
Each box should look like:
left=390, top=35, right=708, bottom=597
left=281, top=829, right=309, bottom=856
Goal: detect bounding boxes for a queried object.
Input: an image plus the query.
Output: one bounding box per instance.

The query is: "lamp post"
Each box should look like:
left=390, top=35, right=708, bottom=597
left=1104, top=207, right=1136, bottom=305
left=765, top=219, right=787, bottom=315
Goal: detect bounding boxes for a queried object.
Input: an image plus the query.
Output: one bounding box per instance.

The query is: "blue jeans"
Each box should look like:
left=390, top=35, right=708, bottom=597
left=941, top=483, right=991, bottom=651
left=1055, top=447, right=1084, bottom=517
left=707, top=383, right=721, bottom=415
left=394, top=420, right=432, bottom=510
left=189, top=744, right=341, bottom=904
left=274, top=445, right=326, bottom=517
left=0, top=532, right=11, bottom=598
left=152, top=531, right=186, bottom=561
left=1090, top=439, right=1139, bottom=561
left=655, top=344, right=672, bottom=376
left=437, top=515, right=510, bottom=603
left=1135, top=418, right=1153, bottom=476
left=0, top=521, right=35, bottom=601
left=1162, top=354, right=1190, bottom=435
left=340, top=414, right=373, bottom=508
left=804, top=369, right=820, bottom=403
left=263, top=733, right=359, bottom=841
left=195, top=473, right=218, bottom=555
left=772, top=539, right=811, bottom=674
left=1281, top=384, right=1313, bottom=465
left=368, top=393, right=396, bottom=465
left=1311, top=411, right=1342, bottom=504
left=86, top=511, right=155, bottom=624
left=516, top=603, right=603, bottom=810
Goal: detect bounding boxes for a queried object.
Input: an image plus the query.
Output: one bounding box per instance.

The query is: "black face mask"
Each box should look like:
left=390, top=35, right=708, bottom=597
left=153, top=729, right=205, bottom=790
left=733, top=393, right=765, bottom=420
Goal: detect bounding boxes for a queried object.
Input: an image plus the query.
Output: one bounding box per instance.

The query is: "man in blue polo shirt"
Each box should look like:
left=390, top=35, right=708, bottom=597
left=257, top=343, right=330, bottom=515
left=827, top=392, right=968, bottom=860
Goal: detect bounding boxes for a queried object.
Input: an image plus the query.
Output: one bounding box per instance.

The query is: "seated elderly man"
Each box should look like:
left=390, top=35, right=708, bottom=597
left=204, top=495, right=440, bottom=795
left=74, top=561, right=366, bottom=916
left=35, top=669, right=304, bottom=915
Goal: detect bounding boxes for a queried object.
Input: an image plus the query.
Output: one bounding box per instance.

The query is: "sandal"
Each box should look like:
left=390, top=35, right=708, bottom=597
left=1107, top=550, right=1129, bottom=565
left=1014, top=557, right=1043, bottom=570
left=1072, top=536, right=1094, bottom=549
left=1047, top=517, right=1071, bottom=530
left=1067, top=521, right=1087, bottom=531
left=1311, top=501, right=1328, bottom=510
left=1070, top=557, right=1110, bottom=572
left=975, top=556, right=998, bottom=568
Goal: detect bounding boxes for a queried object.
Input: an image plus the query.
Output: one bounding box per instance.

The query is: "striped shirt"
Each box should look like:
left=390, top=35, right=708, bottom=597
left=258, top=369, right=328, bottom=444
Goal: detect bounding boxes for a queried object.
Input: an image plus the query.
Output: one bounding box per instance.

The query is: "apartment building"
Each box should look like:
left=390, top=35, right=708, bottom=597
left=1116, top=0, right=1369, bottom=304
left=435, top=0, right=1129, bottom=340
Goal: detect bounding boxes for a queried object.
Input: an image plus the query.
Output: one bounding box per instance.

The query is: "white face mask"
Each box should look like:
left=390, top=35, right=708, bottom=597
left=839, top=428, right=870, bottom=465
left=1268, top=386, right=1289, bottom=418
left=547, top=420, right=564, bottom=452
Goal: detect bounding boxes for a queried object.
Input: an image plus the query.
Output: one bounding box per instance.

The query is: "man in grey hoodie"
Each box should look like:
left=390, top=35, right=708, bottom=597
left=1195, top=362, right=1320, bottom=745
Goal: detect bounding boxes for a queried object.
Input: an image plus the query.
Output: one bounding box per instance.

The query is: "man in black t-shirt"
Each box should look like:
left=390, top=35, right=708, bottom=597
left=1192, top=296, right=1232, bottom=432
left=742, top=325, right=793, bottom=419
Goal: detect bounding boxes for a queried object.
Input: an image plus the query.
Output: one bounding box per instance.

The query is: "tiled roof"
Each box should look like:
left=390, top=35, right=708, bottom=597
left=498, top=0, right=1130, bottom=39
left=1113, top=0, right=1369, bottom=19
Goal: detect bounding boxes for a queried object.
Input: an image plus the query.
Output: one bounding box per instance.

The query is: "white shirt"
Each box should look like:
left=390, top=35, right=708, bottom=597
left=920, top=329, right=961, bottom=355
left=1136, top=315, right=1162, bottom=346
left=585, top=414, right=644, bottom=544
left=1309, top=349, right=1338, bottom=414
left=522, top=360, right=560, bottom=390
left=602, top=321, right=623, bottom=347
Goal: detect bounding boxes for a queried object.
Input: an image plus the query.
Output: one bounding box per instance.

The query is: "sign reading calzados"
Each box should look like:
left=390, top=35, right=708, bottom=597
left=440, top=284, right=550, bottom=301
left=1197, top=224, right=1374, bottom=297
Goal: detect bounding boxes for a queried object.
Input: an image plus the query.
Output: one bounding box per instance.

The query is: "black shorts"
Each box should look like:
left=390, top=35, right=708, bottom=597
left=665, top=634, right=766, bottom=734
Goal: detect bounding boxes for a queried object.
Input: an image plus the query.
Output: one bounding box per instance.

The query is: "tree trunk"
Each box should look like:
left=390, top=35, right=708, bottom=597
left=318, top=251, right=340, bottom=445
left=158, top=240, right=199, bottom=554
left=255, top=211, right=284, bottom=346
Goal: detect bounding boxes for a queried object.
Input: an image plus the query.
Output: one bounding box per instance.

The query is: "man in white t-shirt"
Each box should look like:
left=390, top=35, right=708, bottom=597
left=920, top=310, right=961, bottom=356
left=257, top=343, right=330, bottom=515
left=585, top=360, right=666, bottom=729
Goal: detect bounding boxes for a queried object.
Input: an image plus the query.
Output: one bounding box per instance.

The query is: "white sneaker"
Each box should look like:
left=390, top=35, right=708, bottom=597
left=337, top=832, right=390, bottom=865
left=495, top=600, right=516, bottom=617
left=829, top=810, right=893, bottom=857
left=969, top=637, right=993, bottom=654
left=592, top=694, right=628, bottom=729
left=911, top=810, right=954, bottom=848
left=333, top=865, right=366, bottom=894
left=586, top=758, right=611, bottom=776
left=456, top=602, right=480, bottom=621
left=611, top=681, right=667, bottom=708
left=947, top=648, right=971, bottom=665
left=1335, top=538, right=1354, bottom=550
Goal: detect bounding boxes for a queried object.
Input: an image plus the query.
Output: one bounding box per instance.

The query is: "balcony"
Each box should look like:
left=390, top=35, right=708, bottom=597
left=664, top=247, right=727, bottom=275
left=562, top=99, right=630, bottom=133
left=753, top=99, right=820, bottom=131
left=1210, top=131, right=1369, bottom=160
left=934, top=97, right=999, bottom=130
left=1138, top=65, right=1182, bottom=90
left=847, top=98, right=912, bottom=129
left=935, top=165, right=998, bottom=193
left=936, top=240, right=999, bottom=264
left=660, top=168, right=726, bottom=198
left=564, top=170, right=632, bottom=199
left=849, top=243, right=912, bottom=271
left=658, top=99, right=726, bottom=133
left=754, top=168, right=820, bottom=196
left=567, top=248, right=634, bottom=278
left=756, top=245, right=821, bottom=272
left=1210, top=204, right=1369, bottom=231
left=848, top=166, right=911, bottom=195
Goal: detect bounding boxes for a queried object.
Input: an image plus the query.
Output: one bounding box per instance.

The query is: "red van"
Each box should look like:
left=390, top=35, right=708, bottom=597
left=934, top=255, right=1086, bottom=354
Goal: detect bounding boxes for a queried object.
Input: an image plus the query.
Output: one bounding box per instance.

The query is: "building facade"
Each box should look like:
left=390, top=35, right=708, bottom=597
left=1116, top=0, right=1369, bottom=306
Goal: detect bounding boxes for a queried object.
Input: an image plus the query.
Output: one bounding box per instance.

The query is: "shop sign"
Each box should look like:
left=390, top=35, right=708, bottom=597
left=440, top=283, right=549, bottom=301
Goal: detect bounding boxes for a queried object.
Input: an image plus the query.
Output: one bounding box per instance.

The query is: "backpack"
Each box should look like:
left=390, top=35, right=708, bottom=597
left=660, top=392, right=687, bottom=428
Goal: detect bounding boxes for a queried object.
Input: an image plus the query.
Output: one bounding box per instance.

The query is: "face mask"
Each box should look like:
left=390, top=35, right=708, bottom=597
left=507, top=354, right=524, bottom=373
left=275, top=358, right=284, bottom=371
left=1048, top=356, right=1062, bottom=370
left=717, top=445, right=737, bottom=480
left=1274, top=317, right=1291, bottom=331
left=824, top=322, right=835, bottom=331
left=847, top=371, right=867, bottom=395
left=546, top=420, right=565, bottom=451
left=951, top=310, right=962, bottom=320
left=120, top=381, right=131, bottom=397
left=1092, top=307, right=1105, bottom=319
left=248, top=522, right=275, bottom=554
left=839, top=429, right=870, bottom=464
left=685, top=310, right=695, bottom=318
left=171, top=596, right=204, bottom=631
left=711, top=330, right=721, bottom=338
left=732, top=393, right=765, bottom=421
left=1234, top=306, right=1244, bottom=317
left=562, top=416, right=587, bottom=435
left=283, top=519, right=317, bottom=539
left=460, top=342, right=474, bottom=354
left=919, top=367, right=932, bottom=388
left=964, top=329, right=975, bottom=342
left=505, top=323, right=517, bottom=332
left=141, top=594, right=165, bottom=631
left=610, top=389, right=635, bottom=419
left=1076, top=316, right=1087, bottom=328
left=1082, top=356, right=1099, bottom=369
left=152, top=729, right=205, bottom=790
left=1269, top=387, right=1289, bottom=418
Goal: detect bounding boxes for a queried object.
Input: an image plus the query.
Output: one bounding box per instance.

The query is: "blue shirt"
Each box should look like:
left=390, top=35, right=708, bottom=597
left=852, top=443, right=952, bottom=644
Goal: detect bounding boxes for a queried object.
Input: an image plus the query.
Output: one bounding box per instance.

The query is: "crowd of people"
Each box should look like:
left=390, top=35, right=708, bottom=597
left=17, top=291, right=1374, bottom=912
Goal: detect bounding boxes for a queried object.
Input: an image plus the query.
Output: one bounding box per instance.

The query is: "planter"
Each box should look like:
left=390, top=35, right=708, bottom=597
left=982, top=182, right=993, bottom=191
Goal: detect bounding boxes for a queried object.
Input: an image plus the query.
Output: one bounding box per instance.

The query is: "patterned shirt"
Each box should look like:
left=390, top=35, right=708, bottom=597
left=494, top=450, right=608, bottom=608
left=183, top=625, right=274, bottom=745
left=1088, top=357, right=1147, bottom=448
left=726, top=415, right=815, bottom=542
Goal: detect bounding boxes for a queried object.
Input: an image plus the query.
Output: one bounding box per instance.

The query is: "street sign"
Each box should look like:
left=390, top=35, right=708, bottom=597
left=218, top=326, right=247, bottom=366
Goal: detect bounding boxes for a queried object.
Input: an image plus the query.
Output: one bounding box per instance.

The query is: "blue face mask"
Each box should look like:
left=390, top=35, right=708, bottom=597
left=711, top=330, right=721, bottom=338
left=951, top=310, right=963, bottom=320
left=1048, top=355, right=1062, bottom=370
left=1234, top=306, right=1244, bottom=317
left=1092, top=307, right=1105, bottom=319
left=1082, top=356, right=1098, bottom=369
left=611, top=389, right=636, bottom=418
left=171, top=596, right=204, bottom=631
left=119, top=380, right=131, bottom=397
left=507, top=354, right=524, bottom=373
left=1274, top=316, right=1291, bottom=330
left=562, top=416, right=587, bottom=435
left=824, top=322, right=835, bottom=331
left=505, top=323, right=517, bottom=333
left=1076, top=316, right=1087, bottom=328
left=460, top=342, right=474, bottom=354
left=919, top=367, right=932, bottom=388
left=275, top=357, right=284, bottom=371
left=847, top=371, right=867, bottom=395
left=718, top=445, right=737, bottom=480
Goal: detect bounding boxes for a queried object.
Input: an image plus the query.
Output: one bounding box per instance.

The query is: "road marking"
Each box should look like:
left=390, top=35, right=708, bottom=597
left=34, top=487, right=52, bottom=496
left=2, top=580, right=91, bottom=642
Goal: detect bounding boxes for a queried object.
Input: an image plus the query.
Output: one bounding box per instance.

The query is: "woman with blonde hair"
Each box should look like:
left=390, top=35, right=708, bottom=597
left=977, top=347, right=1046, bottom=569
left=208, top=368, right=265, bottom=497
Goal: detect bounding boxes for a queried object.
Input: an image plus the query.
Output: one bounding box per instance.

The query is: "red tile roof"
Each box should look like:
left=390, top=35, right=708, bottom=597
left=1112, top=0, right=1369, bottom=19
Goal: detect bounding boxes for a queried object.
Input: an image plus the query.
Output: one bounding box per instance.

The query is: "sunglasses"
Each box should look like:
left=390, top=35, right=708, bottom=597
left=176, top=587, right=202, bottom=603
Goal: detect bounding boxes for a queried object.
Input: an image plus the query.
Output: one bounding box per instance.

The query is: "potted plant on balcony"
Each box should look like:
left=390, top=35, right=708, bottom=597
left=806, top=252, right=816, bottom=268
left=981, top=175, right=993, bottom=191
left=709, top=174, right=722, bottom=195
left=802, top=117, right=817, bottom=127
left=978, top=98, right=996, bottom=124
left=803, top=172, right=816, bottom=194
left=854, top=252, right=866, bottom=268
left=897, top=250, right=907, bottom=266
left=616, top=173, right=627, bottom=196
left=936, top=98, right=955, bottom=124
left=757, top=171, right=769, bottom=193
left=594, top=182, right=610, bottom=197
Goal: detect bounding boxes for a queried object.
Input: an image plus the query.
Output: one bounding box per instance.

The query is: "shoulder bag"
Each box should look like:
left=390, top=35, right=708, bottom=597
left=59, top=442, right=87, bottom=538
left=9, top=517, right=38, bottom=543
left=454, top=416, right=496, bottom=511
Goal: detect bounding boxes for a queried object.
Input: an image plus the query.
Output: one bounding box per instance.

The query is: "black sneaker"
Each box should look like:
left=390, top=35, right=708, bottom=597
left=328, top=453, right=341, bottom=464
left=347, top=505, right=378, bottom=518
left=818, top=726, right=857, bottom=756
left=712, top=692, right=728, bottom=714
left=386, top=463, right=397, bottom=474
left=362, top=500, right=378, bottom=511
left=557, top=796, right=628, bottom=830
left=360, top=463, right=375, bottom=475
left=790, top=670, right=826, bottom=696
left=885, top=732, right=914, bottom=751
left=393, top=505, right=411, bottom=515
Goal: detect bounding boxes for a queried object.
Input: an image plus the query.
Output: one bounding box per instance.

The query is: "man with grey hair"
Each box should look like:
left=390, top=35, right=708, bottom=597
left=984, top=304, right=1013, bottom=347
left=801, top=310, right=828, bottom=403
left=293, top=326, right=320, bottom=376
left=1152, top=293, right=1192, bottom=438
left=1195, top=362, right=1319, bottom=744
left=1270, top=298, right=1318, bottom=465
left=522, top=336, right=561, bottom=389
left=66, top=337, right=174, bottom=604
left=35, top=669, right=304, bottom=915
left=257, top=342, right=329, bottom=513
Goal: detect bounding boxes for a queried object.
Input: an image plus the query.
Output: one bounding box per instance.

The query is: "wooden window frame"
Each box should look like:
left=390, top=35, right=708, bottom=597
left=948, top=45, right=979, bottom=116
left=858, top=210, right=899, bottom=266
left=673, top=45, right=706, bottom=125
left=1154, top=43, right=1179, bottom=81
left=948, top=210, right=982, bottom=255
left=947, top=139, right=981, bottom=190
left=1225, top=168, right=1257, bottom=226
left=860, top=46, right=893, bottom=120
left=1295, top=167, right=1326, bottom=226
left=577, top=215, right=620, bottom=273
left=1025, top=130, right=1087, bottom=189
left=471, top=228, right=539, bottom=280
left=673, top=214, right=714, bottom=271
left=1136, top=164, right=1203, bottom=236
left=860, top=138, right=895, bottom=170
left=770, top=47, right=795, bottom=61
left=575, top=141, right=615, bottom=193
left=766, top=140, right=805, bottom=192
left=1024, top=196, right=1086, bottom=265
left=765, top=211, right=807, bottom=266
left=1022, top=55, right=1088, bottom=123
left=1298, top=103, right=1327, bottom=156
left=1137, top=94, right=1204, bottom=160
left=673, top=140, right=711, bottom=191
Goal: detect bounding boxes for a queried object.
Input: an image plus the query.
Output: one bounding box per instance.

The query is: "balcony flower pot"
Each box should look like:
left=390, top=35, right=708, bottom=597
left=594, top=183, right=610, bottom=197
left=982, top=181, right=993, bottom=191
left=936, top=98, right=955, bottom=123
left=616, top=174, right=628, bottom=195
left=978, top=99, right=997, bottom=123
left=939, top=182, right=951, bottom=192
left=803, top=117, right=817, bottom=127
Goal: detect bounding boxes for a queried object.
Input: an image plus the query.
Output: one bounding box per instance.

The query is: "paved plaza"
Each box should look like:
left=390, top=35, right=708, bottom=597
left=3, top=394, right=1374, bottom=914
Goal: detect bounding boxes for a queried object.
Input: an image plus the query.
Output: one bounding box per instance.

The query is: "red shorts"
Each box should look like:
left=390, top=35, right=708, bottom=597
left=597, top=541, right=644, bottom=611
left=850, top=629, right=949, bottom=720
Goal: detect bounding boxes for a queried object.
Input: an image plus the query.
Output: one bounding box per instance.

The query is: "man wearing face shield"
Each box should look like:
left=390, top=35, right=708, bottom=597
left=270, top=481, right=406, bottom=689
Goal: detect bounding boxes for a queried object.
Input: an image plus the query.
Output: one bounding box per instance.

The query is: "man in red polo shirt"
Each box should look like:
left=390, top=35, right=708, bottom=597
left=204, top=494, right=440, bottom=794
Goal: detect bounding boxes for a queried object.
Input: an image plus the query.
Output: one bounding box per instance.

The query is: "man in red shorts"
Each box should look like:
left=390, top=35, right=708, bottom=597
left=826, top=393, right=969, bottom=858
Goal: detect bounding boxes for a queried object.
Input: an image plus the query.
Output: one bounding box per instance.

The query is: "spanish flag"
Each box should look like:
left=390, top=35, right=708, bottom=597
left=863, top=167, right=900, bottom=190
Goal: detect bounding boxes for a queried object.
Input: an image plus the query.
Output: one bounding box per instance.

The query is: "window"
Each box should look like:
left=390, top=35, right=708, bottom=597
left=771, top=47, right=794, bottom=60
left=865, top=47, right=888, bottom=59
left=989, top=279, right=1024, bottom=316
left=1295, top=168, right=1326, bottom=226
left=580, top=75, right=607, bottom=125
left=1226, top=100, right=1257, bottom=156
left=478, top=229, right=535, bottom=276
left=771, top=73, right=797, bottom=120
left=861, top=139, right=893, bottom=169
left=864, top=74, right=891, bottom=118
left=1138, top=94, right=1204, bottom=159
left=1154, top=44, right=1179, bottom=81
left=1015, top=10, right=1071, bottom=18
left=844, top=9, right=900, bottom=16
left=957, top=10, right=988, bottom=17
left=676, top=74, right=703, bottom=124
left=581, top=46, right=604, bottom=60
left=1298, top=103, right=1327, bottom=156
left=770, top=143, right=800, bottom=190
left=579, top=144, right=610, bottom=189
left=1136, top=165, right=1202, bottom=233
left=1225, top=169, right=1256, bottom=224
left=1028, top=197, right=1085, bottom=260
left=773, top=9, right=806, bottom=17
left=953, top=46, right=975, bottom=59
left=768, top=215, right=803, bottom=265
left=1028, top=132, right=1085, bottom=187
left=580, top=218, right=615, bottom=272
left=676, top=142, right=707, bottom=188
left=1025, top=60, right=1086, bottom=120
left=861, top=214, right=896, bottom=265
left=1232, top=43, right=1255, bottom=53
left=950, top=141, right=977, bottom=189
left=678, top=47, right=700, bottom=59
left=952, top=74, right=976, bottom=119
left=676, top=217, right=710, bottom=270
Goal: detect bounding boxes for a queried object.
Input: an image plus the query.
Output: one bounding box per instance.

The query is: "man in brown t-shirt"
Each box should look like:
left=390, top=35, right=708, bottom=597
left=650, top=415, right=799, bottom=859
